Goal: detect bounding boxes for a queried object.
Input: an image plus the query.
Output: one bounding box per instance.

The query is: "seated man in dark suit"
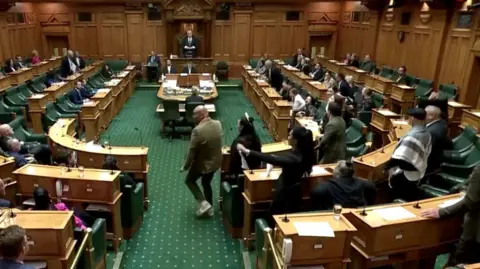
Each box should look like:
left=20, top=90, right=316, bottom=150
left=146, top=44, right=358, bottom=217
left=162, top=59, right=176, bottom=75
left=0, top=178, right=11, bottom=208
left=396, top=66, right=409, bottom=85
left=350, top=53, right=360, bottom=68
left=311, top=160, right=376, bottom=210
left=80, top=79, right=95, bottom=98
left=13, top=55, right=26, bottom=70
left=336, top=72, right=353, bottom=99
left=0, top=225, right=35, bottom=269
left=309, top=63, right=324, bottom=81
left=264, top=60, right=283, bottom=91
left=0, top=124, right=51, bottom=165
left=81, top=78, right=96, bottom=95
left=359, top=87, right=374, bottom=111
left=6, top=138, right=31, bottom=168
left=69, top=81, right=86, bottom=105
left=186, top=87, right=204, bottom=104
left=425, top=105, right=451, bottom=174
left=182, top=62, right=197, bottom=74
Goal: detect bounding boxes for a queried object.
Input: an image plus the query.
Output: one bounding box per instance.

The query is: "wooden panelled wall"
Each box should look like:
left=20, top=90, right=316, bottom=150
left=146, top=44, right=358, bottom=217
left=338, top=2, right=480, bottom=106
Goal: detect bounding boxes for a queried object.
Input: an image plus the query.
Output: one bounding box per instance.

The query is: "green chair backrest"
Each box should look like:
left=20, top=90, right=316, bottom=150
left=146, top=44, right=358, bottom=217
left=439, top=84, right=457, bottom=100
left=105, top=60, right=128, bottom=72
left=216, top=61, right=228, bottom=69
left=17, top=84, right=32, bottom=98
left=405, top=75, right=417, bottom=87
left=162, top=101, right=181, bottom=121
left=345, top=119, right=365, bottom=146
left=249, top=59, right=259, bottom=68
left=5, top=88, right=25, bottom=104
left=453, top=126, right=477, bottom=151
left=185, top=102, right=203, bottom=124
left=464, top=140, right=480, bottom=165
left=372, top=92, right=384, bottom=108
left=388, top=70, right=399, bottom=81
left=283, top=57, right=294, bottom=66
left=379, top=67, right=392, bottom=78
left=11, top=117, right=27, bottom=142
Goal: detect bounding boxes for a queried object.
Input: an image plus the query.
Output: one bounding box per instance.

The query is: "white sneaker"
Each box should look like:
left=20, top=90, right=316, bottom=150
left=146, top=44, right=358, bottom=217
left=207, top=208, right=214, bottom=217
left=196, top=201, right=212, bottom=217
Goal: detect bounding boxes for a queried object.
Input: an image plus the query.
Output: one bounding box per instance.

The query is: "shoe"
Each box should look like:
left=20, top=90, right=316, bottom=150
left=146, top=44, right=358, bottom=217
left=196, top=201, right=212, bottom=217
left=207, top=208, right=214, bottom=217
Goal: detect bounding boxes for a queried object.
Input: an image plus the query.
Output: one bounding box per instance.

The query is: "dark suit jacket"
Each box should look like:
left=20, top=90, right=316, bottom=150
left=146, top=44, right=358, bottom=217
left=162, top=65, right=177, bottom=75
left=360, top=60, right=374, bottom=73
left=76, top=57, right=86, bottom=70
left=301, top=65, right=310, bottom=76
left=185, top=94, right=204, bottom=104
left=318, top=116, right=346, bottom=164
left=0, top=198, right=10, bottom=208
left=229, top=134, right=262, bottom=175
left=4, top=65, right=15, bottom=73
left=426, top=119, right=451, bottom=172
left=69, top=89, right=84, bottom=105
left=339, top=80, right=353, bottom=98
left=80, top=87, right=94, bottom=98
left=311, top=69, right=324, bottom=81
left=13, top=62, right=25, bottom=69
left=351, top=59, right=360, bottom=68
left=146, top=55, right=161, bottom=67
left=268, top=67, right=283, bottom=91
left=181, top=36, right=199, bottom=57
left=182, top=66, right=197, bottom=74
left=60, top=56, right=74, bottom=78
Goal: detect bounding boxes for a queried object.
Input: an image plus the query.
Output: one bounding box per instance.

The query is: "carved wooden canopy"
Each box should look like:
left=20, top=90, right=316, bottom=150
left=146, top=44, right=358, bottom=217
left=162, top=0, right=213, bottom=21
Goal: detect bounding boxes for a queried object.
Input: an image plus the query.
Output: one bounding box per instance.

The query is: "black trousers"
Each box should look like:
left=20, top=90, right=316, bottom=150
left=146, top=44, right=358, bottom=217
left=447, top=239, right=480, bottom=266
left=146, top=66, right=158, bottom=82
left=390, top=173, right=420, bottom=202
left=185, top=170, right=215, bottom=205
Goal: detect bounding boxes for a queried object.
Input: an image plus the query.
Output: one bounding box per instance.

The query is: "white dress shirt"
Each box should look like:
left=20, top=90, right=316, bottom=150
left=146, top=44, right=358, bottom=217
left=292, top=94, right=306, bottom=112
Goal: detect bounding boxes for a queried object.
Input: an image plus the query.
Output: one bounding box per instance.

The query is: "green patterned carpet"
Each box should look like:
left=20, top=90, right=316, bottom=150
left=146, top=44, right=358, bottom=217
left=101, top=87, right=271, bottom=269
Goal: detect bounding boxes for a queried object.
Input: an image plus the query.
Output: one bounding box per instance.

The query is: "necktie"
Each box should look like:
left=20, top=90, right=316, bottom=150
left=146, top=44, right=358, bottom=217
left=151, top=56, right=154, bottom=63
left=188, top=37, right=191, bottom=45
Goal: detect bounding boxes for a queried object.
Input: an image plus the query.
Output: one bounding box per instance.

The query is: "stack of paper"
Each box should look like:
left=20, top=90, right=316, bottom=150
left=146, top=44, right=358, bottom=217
left=373, top=207, right=416, bottom=221
left=96, top=88, right=110, bottom=93
left=294, top=222, right=335, bottom=237
left=85, top=141, right=104, bottom=151
left=199, top=80, right=213, bottom=88
left=439, top=197, right=464, bottom=208
left=311, top=166, right=328, bottom=175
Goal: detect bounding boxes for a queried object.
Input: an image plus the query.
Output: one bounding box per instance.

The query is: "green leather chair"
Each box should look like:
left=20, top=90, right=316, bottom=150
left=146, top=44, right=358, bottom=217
left=104, top=59, right=128, bottom=72
left=313, top=101, right=327, bottom=122
left=283, top=57, right=294, bottom=66
left=10, top=116, right=47, bottom=144
left=28, top=76, right=47, bottom=93
left=121, top=181, right=144, bottom=240
left=249, top=59, right=260, bottom=68
left=88, top=75, right=104, bottom=88
left=0, top=95, right=24, bottom=118
left=415, top=79, right=433, bottom=98
left=345, top=119, right=366, bottom=147
left=438, top=84, right=457, bottom=100
left=215, top=61, right=228, bottom=81
left=378, top=67, right=392, bottom=78
left=160, top=100, right=182, bottom=138
left=255, top=219, right=271, bottom=269
left=443, top=126, right=477, bottom=162
left=388, top=70, right=399, bottom=81
left=405, top=75, right=418, bottom=87
left=43, top=102, right=77, bottom=131
left=357, top=111, right=372, bottom=126
left=221, top=181, right=243, bottom=238
left=346, top=143, right=370, bottom=158
left=75, top=218, right=107, bottom=269
left=17, top=83, right=33, bottom=98
left=56, top=94, right=81, bottom=114
left=4, top=87, right=28, bottom=107
left=434, top=140, right=480, bottom=191
left=371, top=92, right=384, bottom=109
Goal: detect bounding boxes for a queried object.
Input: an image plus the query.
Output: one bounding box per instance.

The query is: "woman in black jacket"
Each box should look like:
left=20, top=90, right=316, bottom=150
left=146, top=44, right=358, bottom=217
left=237, top=126, right=316, bottom=216
left=229, top=115, right=262, bottom=175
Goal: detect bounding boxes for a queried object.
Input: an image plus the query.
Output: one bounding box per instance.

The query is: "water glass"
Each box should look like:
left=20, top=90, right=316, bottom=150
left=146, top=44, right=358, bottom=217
left=60, top=164, right=66, bottom=175
left=78, top=166, right=84, bottom=178
left=333, top=204, right=343, bottom=220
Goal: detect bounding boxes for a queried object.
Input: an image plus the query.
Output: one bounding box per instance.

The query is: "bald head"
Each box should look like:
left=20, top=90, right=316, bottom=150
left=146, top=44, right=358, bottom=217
left=265, top=60, right=272, bottom=69
left=0, top=124, right=13, bottom=137
left=7, top=138, right=20, bottom=152
left=193, top=105, right=208, bottom=124
left=425, top=105, right=441, bottom=124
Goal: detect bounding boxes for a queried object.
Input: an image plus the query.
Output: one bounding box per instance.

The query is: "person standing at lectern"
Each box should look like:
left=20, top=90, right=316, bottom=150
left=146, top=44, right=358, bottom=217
left=182, top=30, right=198, bottom=58
left=182, top=62, right=197, bottom=74
left=146, top=50, right=161, bottom=82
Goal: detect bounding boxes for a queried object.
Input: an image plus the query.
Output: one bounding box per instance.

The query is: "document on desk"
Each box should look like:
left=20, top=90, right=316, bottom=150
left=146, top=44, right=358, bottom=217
left=311, top=166, right=328, bottom=175
left=294, top=222, right=335, bottom=237
left=439, top=196, right=464, bottom=208
left=85, top=141, right=104, bottom=151
left=373, top=206, right=416, bottom=221
left=96, top=88, right=110, bottom=93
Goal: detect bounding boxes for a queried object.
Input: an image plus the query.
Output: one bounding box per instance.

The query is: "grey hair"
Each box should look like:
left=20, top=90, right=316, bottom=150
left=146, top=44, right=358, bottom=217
left=425, top=105, right=441, bottom=117
left=333, top=160, right=353, bottom=178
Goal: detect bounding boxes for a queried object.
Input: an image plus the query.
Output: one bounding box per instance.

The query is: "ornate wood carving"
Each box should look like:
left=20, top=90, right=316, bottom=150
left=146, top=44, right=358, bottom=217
left=384, top=12, right=394, bottom=23
left=343, top=11, right=351, bottom=23
left=39, top=13, right=70, bottom=26
left=308, top=12, right=339, bottom=25
left=174, top=4, right=203, bottom=16
left=419, top=12, right=432, bottom=25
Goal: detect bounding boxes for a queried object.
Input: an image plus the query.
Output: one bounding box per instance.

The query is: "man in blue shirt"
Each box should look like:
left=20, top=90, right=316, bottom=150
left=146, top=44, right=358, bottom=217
left=0, top=225, right=34, bottom=269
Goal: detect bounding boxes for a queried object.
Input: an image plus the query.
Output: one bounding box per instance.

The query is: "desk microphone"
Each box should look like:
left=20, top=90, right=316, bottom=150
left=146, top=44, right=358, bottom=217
left=134, top=127, right=144, bottom=149
left=360, top=185, right=368, bottom=216
left=413, top=178, right=423, bottom=209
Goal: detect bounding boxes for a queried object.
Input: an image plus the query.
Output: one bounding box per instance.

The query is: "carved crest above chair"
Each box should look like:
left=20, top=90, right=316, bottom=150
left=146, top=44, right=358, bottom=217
left=162, top=0, right=213, bottom=21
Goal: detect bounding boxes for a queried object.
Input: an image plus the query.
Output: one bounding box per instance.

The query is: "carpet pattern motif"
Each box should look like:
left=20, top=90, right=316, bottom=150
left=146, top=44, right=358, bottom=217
left=101, top=87, right=271, bottom=269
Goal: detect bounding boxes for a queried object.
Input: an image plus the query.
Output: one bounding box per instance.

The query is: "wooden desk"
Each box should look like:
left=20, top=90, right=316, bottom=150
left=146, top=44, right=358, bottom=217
left=156, top=75, right=218, bottom=102
left=252, top=79, right=270, bottom=117
left=261, top=87, right=282, bottom=129
left=346, top=194, right=464, bottom=268
left=460, top=109, right=480, bottom=132
left=80, top=65, right=97, bottom=78
left=389, top=84, right=416, bottom=114
left=0, top=75, right=12, bottom=93
left=64, top=73, right=84, bottom=89
left=91, top=88, right=114, bottom=129
left=388, top=119, right=411, bottom=142
left=14, top=163, right=123, bottom=251
left=0, top=211, right=77, bottom=269
left=242, top=164, right=336, bottom=248
left=273, top=212, right=357, bottom=267
left=365, top=74, right=394, bottom=95
left=9, top=68, right=34, bottom=85
left=325, top=60, right=347, bottom=74
left=296, top=117, right=322, bottom=140
left=81, top=100, right=101, bottom=141
left=304, top=81, right=328, bottom=100
left=31, top=61, right=51, bottom=76
left=353, top=142, right=397, bottom=181
left=170, top=57, right=213, bottom=74
left=48, top=119, right=150, bottom=207
left=316, top=55, right=330, bottom=67
left=43, top=82, right=69, bottom=103
left=28, top=93, right=49, bottom=133
left=448, top=101, right=471, bottom=123
left=342, top=66, right=367, bottom=84
left=370, top=109, right=401, bottom=146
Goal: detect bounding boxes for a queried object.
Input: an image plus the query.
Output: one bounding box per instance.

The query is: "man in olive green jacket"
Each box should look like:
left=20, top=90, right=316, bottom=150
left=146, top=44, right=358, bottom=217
left=182, top=105, right=223, bottom=217
left=316, top=102, right=346, bottom=164
left=422, top=164, right=480, bottom=266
